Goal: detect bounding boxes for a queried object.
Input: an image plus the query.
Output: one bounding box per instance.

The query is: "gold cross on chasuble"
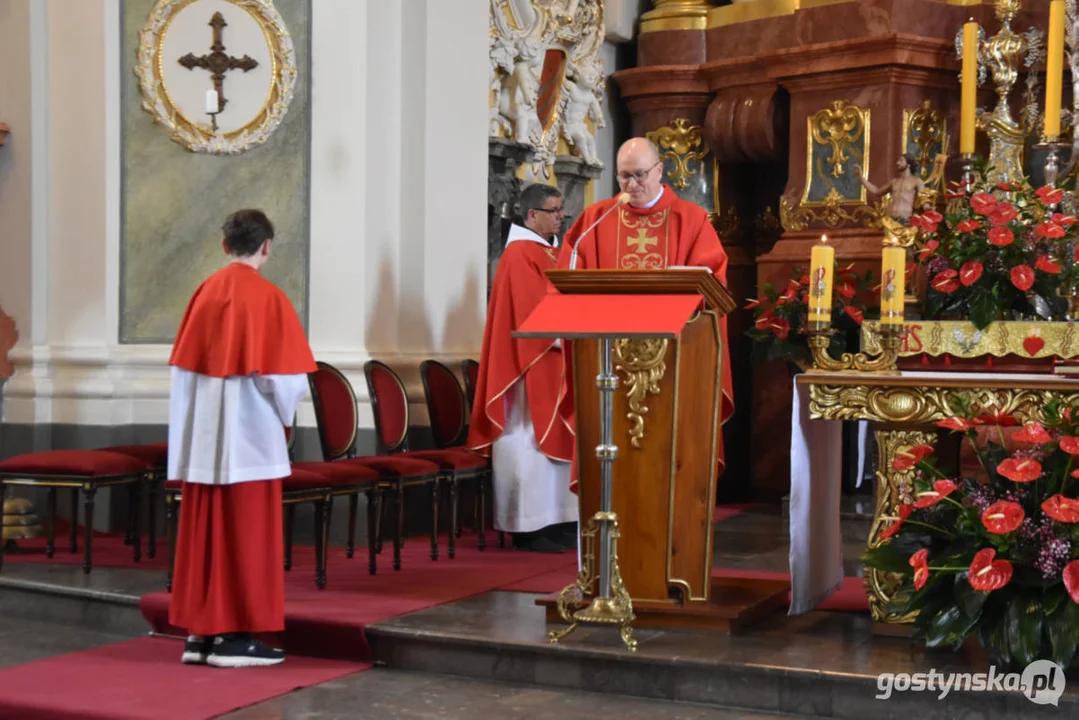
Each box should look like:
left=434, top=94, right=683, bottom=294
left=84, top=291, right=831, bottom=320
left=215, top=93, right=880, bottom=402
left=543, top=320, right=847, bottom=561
left=617, top=208, right=671, bottom=270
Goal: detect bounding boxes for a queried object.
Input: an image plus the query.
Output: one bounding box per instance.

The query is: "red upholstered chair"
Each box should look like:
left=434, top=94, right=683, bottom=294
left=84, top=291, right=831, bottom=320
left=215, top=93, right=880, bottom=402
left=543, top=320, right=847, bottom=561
left=461, top=359, right=479, bottom=412
left=366, top=360, right=491, bottom=557
left=163, top=467, right=332, bottom=591
left=0, top=450, right=151, bottom=574
left=98, top=442, right=168, bottom=560
left=419, top=360, right=498, bottom=549
left=308, top=361, right=441, bottom=572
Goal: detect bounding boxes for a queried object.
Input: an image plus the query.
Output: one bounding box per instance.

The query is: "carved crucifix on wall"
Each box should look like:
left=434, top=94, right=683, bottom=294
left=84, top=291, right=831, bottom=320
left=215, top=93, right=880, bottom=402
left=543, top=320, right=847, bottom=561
left=177, top=12, right=258, bottom=114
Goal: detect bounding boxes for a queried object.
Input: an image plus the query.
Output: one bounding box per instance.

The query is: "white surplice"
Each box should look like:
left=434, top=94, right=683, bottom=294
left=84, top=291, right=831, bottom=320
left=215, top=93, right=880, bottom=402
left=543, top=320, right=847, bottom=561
left=491, top=223, right=577, bottom=533
left=167, top=366, right=310, bottom=485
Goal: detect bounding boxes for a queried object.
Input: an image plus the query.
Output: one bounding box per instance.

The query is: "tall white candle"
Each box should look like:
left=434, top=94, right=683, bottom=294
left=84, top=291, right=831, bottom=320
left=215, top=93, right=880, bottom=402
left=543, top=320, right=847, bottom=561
left=205, top=89, right=218, bottom=114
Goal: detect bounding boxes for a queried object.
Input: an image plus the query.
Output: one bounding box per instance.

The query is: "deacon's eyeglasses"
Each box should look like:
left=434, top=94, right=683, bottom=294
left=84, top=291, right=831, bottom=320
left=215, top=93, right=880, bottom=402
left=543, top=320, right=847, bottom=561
left=533, top=206, right=565, bottom=215
left=616, top=161, right=660, bottom=185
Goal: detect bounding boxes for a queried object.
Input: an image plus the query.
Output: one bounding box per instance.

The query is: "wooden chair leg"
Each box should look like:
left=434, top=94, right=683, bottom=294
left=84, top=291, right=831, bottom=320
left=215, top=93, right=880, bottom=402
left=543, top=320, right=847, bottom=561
left=46, top=488, right=57, bottom=558
left=365, top=487, right=379, bottom=576
left=316, top=499, right=329, bottom=590
left=346, top=492, right=359, bottom=559
left=165, top=495, right=177, bottom=592
left=69, top=488, right=78, bottom=553
left=430, top=478, right=441, bottom=561
left=148, top=478, right=160, bottom=560
left=393, top=480, right=404, bottom=572
left=477, top=474, right=488, bottom=551
left=283, top=504, right=295, bottom=571
left=374, top=487, right=384, bottom=555
left=130, top=483, right=142, bottom=564
left=448, top=478, right=458, bottom=560
left=82, top=486, right=97, bottom=574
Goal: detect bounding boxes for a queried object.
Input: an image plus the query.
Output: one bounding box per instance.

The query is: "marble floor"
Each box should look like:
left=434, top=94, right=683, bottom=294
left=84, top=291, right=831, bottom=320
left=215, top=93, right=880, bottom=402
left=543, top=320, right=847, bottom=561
left=0, top=501, right=873, bottom=719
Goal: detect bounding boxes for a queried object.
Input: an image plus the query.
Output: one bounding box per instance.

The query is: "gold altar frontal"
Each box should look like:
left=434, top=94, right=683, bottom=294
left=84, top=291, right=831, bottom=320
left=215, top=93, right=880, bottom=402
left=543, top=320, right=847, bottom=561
left=798, top=371, right=1079, bottom=626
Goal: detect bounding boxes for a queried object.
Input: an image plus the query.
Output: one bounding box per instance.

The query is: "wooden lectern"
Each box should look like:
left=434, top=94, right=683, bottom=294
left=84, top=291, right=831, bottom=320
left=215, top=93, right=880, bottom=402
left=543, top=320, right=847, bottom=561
left=516, top=269, right=789, bottom=649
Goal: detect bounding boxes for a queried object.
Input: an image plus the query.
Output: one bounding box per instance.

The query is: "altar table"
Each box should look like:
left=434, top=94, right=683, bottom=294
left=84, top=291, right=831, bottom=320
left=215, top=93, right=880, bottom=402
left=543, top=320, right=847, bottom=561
left=789, top=370, right=1079, bottom=621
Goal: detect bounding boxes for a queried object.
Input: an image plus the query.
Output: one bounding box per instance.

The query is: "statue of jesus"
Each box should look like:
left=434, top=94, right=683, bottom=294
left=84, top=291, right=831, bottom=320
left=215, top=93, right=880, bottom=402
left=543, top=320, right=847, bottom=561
left=853, top=153, right=926, bottom=221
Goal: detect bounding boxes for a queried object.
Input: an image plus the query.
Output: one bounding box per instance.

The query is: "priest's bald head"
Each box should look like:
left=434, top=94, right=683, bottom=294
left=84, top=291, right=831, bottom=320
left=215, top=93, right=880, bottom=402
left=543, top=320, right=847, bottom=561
left=616, top=138, right=663, bottom=207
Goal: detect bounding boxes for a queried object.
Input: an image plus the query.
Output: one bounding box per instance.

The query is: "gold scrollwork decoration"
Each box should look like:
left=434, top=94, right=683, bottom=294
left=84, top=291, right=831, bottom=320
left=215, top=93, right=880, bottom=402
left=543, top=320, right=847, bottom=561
left=865, top=429, right=936, bottom=623
left=613, top=338, right=668, bottom=449
left=646, top=118, right=709, bottom=191
left=135, top=0, right=298, bottom=155
left=902, top=99, right=949, bottom=180
left=862, top=320, right=1079, bottom=360
left=807, top=384, right=1079, bottom=425
left=811, top=100, right=865, bottom=178
left=779, top=189, right=878, bottom=233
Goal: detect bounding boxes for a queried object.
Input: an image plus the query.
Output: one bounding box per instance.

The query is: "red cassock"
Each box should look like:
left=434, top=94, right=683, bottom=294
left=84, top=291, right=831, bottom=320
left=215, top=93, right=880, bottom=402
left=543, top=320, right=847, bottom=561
left=168, top=262, right=316, bottom=637
left=466, top=240, right=574, bottom=462
left=554, top=185, right=735, bottom=487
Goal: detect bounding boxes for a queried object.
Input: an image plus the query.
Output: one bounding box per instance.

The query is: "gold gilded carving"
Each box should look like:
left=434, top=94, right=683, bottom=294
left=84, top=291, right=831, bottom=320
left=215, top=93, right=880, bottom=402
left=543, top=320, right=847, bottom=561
left=549, top=510, right=637, bottom=651
left=806, top=326, right=900, bottom=375
left=902, top=100, right=949, bottom=181
left=646, top=118, right=709, bottom=190
left=135, top=0, right=297, bottom=155
left=865, top=429, right=935, bottom=623
left=779, top=189, right=877, bottom=232
left=862, top=320, right=1079, bottom=359
left=807, top=384, right=1079, bottom=425
left=613, top=338, right=669, bottom=449
left=811, top=100, right=866, bottom=179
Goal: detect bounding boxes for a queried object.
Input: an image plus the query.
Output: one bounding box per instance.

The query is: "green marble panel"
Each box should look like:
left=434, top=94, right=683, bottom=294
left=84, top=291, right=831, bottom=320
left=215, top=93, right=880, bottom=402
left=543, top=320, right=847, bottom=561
left=120, top=0, right=311, bottom=343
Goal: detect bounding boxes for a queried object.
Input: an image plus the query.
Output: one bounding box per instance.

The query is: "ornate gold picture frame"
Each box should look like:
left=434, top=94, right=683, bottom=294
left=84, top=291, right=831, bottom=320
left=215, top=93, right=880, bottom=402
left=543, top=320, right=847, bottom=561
left=135, top=0, right=297, bottom=155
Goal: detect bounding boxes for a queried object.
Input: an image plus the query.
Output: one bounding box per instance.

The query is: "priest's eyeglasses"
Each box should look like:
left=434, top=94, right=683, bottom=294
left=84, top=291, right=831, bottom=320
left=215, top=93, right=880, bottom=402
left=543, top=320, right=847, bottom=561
left=617, top=161, right=660, bottom=185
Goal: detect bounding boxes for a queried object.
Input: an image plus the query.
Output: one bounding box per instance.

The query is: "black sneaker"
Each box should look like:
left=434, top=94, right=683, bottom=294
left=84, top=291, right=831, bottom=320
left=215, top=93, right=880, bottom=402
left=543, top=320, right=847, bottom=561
left=181, top=635, right=212, bottom=665
left=206, top=633, right=285, bottom=668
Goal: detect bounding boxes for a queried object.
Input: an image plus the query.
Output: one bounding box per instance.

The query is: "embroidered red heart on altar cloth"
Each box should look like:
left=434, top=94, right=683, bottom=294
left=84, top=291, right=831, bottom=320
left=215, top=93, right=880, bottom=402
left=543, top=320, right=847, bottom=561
left=1023, top=335, right=1046, bottom=356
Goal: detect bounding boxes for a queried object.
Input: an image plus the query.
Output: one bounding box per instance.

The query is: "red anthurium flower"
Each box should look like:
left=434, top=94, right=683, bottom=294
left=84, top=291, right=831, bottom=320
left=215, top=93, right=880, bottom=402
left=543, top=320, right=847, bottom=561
left=844, top=305, right=864, bottom=324
left=960, top=261, right=983, bottom=287
left=938, top=417, right=979, bottom=431
left=1036, top=256, right=1062, bottom=274
left=1036, top=222, right=1066, bottom=239
left=932, top=269, right=960, bottom=294
left=987, top=227, right=1014, bottom=247
left=996, top=181, right=1019, bottom=192
left=1010, top=265, right=1035, bottom=291
left=1042, top=494, right=1079, bottom=523
left=1063, top=560, right=1079, bottom=604
left=1037, top=185, right=1066, bottom=206
left=975, top=411, right=1018, bottom=427
left=754, top=311, right=775, bottom=331
left=1060, top=436, right=1079, bottom=455
left=910, top=548, right=930, bottom=590
left=836, top=283, right=856, bottom=300
left=769, top=316, right=790, bottom=340
left=918, top=239, right=940, bottom=259
left=956, top=218, right=982, bottom=233
left=981, top=500, right=1025, bottom=534
left=1013, top=421, right=1051, bottom=445
left=910, top=214, right=939, bottom=233
left=923, top=210, right=943, bottom=223
left=914, top=479, right=959, bottom=509
left=968, top=548, right=1013, bottom=592
left=970, top=192, right=997, bottom=215
left=744, top=298, right=761, bottom=310
left=879, top=504, right=913, bottom=540
left=1052, top=213, right=1078, bottom=226
left=892, top=444, right=935, bottom=471
left=988, top=204, right=1018, bottom=226
left=997, top=457, right=1042, bottom=482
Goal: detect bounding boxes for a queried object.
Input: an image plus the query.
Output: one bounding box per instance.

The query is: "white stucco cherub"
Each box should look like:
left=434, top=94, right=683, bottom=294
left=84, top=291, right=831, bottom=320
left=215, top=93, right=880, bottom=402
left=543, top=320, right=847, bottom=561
left=560, top=60, right=606, bottom=167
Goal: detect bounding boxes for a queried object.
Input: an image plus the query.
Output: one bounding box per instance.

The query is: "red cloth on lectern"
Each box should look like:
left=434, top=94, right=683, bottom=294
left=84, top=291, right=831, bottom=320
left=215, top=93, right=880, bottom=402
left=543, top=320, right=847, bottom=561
left=466, top=240, right=573, bottom=461
left=170, top=262, right=316, bottom=378
left=555, top=185, right=734, bottom=487
left=168, top=479, right=284, bottom=636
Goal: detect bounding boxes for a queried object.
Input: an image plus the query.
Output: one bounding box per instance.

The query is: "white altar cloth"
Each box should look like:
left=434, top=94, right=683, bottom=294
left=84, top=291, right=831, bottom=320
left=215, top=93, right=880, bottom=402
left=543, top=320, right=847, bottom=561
left=787, top=370, right=1060, bottom=614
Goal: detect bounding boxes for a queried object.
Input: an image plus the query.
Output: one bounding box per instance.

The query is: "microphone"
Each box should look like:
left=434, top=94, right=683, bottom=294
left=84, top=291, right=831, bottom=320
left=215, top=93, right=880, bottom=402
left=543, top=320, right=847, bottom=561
left=569, top=192, right=631, bottom=269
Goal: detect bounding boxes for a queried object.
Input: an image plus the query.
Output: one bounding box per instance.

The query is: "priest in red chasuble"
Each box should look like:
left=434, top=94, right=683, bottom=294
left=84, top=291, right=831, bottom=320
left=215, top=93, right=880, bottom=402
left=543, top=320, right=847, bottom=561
left=167, top=209, right=316, bottom=668
left=555, top=137, right=735, bottom=479
left=467, top=184, right=577, bottom=553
